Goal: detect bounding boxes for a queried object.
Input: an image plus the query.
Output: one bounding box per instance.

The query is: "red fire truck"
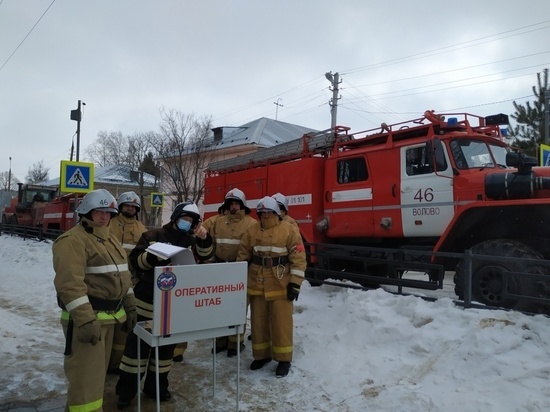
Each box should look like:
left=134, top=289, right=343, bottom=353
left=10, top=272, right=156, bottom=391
left=1, top=183, right=77, bottom=233
left=203, top=110, right=550, bottom=310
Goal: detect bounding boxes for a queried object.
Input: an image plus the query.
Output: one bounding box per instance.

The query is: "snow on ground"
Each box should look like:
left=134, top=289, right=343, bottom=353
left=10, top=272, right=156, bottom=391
left=2, top=233, right=550, bottom=411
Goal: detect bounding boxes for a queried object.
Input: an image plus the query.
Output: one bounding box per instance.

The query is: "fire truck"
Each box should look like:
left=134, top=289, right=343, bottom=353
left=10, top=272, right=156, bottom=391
left=1, top=183, right=77, bottom=233
left=203, top=110, right=550, bottom=310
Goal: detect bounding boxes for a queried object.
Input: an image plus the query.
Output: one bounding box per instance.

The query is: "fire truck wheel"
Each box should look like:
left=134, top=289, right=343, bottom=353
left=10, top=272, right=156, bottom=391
left=454, top=239, right=545, bottom=310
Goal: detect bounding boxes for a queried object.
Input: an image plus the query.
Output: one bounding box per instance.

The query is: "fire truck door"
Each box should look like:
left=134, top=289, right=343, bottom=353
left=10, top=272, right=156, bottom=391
left=400, top=144, right=454, bottom=237
left=324, top=155, right=374, bottom=237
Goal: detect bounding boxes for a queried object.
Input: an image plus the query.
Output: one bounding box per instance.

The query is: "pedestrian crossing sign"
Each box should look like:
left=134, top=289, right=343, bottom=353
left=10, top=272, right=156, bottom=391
left=60, top=161, right=94, bottom=193
left=540, top=144, right=550, bottom=166
left=150, top=192, right=164, bottom=208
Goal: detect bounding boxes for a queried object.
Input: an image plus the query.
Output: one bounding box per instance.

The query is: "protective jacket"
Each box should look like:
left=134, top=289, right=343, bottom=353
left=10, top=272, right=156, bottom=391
left=283, top=214, right=299, bottom=228
left=210, top=210, right=256, bottom=262
left=110, top=214, right=147, bottom=257
left=202, top=214, right=220, bottom=233
left=237, top=216, right=306, bottom=300
left=130, top=222, right=214, bottom=285
left=53, top=217, right=136, bottom=328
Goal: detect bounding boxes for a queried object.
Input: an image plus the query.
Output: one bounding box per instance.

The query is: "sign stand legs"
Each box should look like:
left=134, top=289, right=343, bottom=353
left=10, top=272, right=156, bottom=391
left=137, top=335, right=141, bottom=411
left=155, top=345, right=160, bottom=411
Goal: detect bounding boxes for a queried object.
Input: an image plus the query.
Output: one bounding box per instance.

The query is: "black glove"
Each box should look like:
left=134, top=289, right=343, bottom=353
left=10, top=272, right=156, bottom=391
left=122, top=309, right=137, bottom=332
left=287, top=283, right=300, bottom=301
left=76, top=320, right=101, bottom=345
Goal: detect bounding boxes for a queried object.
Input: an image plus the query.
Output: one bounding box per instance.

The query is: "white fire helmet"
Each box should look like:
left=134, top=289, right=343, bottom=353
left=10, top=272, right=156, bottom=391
left=117, top=191, right=141, bottom=212
left=170, top=201, right=201, bottom=229
left=76, top=189, right=118, bottom=215
left=256, top=196, right=281, bottom=217
left=224, top=188, right=251, bottom=214
left=271, top=192, right=289, bottom=212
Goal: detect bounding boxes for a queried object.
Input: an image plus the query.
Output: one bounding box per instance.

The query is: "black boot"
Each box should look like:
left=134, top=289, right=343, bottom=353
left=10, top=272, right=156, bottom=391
left=227, top=343, right=245, bottom=357
left=117, top=397, right=132, bottom=410
left=276, top=361, right=291, bottom=377
left=250, top=357, right=272, bottom=370
left=211, top=345, right=227, bottom=354
left=143, top=388, right=172, bottom=402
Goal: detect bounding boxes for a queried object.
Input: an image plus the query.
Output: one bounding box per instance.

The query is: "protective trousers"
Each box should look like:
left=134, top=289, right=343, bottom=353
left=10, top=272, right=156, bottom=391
left=63, top=323, right=115, bottom=412
left=250, top=295, right=293, bottom=362
left=116, top=313, right=176, bottom=399
left=216, top=297, right=248, bottom=351
left=108, top=323, right=127, bottom=371
left=173, top=341, right=188, bottom=358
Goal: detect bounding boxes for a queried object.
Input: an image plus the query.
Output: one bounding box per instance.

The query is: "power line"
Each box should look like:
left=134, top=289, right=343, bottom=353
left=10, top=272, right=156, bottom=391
left=340, top=20, right=550, bottom=76
left=0, top=0, right=56, bottom=74
left=218, top=21, right=549, bottom=128
left=350, top=52, right=550, bottom=89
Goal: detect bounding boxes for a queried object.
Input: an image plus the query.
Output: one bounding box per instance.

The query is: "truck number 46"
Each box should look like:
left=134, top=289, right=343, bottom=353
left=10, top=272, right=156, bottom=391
left=413, top=188, right=434, bottom=202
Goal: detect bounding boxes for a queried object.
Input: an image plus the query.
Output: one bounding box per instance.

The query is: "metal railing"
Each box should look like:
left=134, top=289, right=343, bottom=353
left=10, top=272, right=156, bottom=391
left=0, top=222, right=62, bottom=241
left=304, top=242, right=550, bottom=314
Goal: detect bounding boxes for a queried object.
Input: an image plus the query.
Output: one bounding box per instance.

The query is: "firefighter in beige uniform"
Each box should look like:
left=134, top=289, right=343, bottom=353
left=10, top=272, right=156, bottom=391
left=53, top=189, right=137, bottom=412
left=272, top=192, right=299, bottom=227
left=108, top=191, right=147, bottom=372
left=209, top=188, right=256, bottom=356
left=236, top=196, right=306, bottom=377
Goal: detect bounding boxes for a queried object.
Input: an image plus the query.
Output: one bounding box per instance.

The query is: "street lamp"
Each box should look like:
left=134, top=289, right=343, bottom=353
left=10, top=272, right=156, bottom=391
left=8, top=156, right=11, bottom=192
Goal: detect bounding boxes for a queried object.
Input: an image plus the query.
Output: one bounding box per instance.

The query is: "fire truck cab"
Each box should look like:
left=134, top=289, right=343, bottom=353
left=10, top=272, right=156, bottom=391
left=2, top=183, right=57, bottom=226
left=1, top=183, right=77, bottom=233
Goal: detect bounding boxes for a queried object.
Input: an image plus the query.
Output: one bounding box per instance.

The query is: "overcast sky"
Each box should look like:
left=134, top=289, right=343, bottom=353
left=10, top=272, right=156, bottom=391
left=1, top=0, right=549, bottom=181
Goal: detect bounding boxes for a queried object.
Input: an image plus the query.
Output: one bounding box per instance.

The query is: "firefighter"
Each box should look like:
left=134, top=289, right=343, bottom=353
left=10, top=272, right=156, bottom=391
left=115, top=201, right=213, bottom=409
left=52, top=188, right=137, bottom=412
left=271, top=192, right=299, bottom=227
left=209, top=188, right=256, bottom=356
left=172, top=205, right=228, bottom=361
left=202, top=203, right=228, bottom=233
left=236, top=196, right=306, bottom=377
left=107, top=191, right=148, bottom=373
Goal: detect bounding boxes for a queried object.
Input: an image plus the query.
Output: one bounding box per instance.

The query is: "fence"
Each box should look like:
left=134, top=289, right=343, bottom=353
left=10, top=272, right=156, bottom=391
left=304, top=242, right=550, bottom=314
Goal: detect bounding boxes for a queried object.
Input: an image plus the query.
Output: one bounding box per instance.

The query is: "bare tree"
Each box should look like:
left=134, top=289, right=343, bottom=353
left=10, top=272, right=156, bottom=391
left=85, top=131, right=129, bottom=166
left=127, top=131, right=162, bottom=226
left=150, top=109, right=215, bottom=204
left=26, top=161, right=49, bottom=183
left=0, top=171, right=20, bottom=191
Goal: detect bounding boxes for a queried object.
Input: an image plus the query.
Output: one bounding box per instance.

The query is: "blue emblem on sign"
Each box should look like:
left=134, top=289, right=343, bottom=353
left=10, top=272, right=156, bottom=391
left=157, top=271, right=177, bottom=291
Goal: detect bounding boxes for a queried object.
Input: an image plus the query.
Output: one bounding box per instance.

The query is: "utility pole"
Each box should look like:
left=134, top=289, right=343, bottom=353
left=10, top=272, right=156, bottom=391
left=274, top=98, right=283, bottom=120
left=325, top=71, right=341, bottom=130
left=70, top=100, right=85, bottom=161
left=545, top=89, right=550, bottom=145
left=8, top=156, right=11, bottom=192
left=70, top=100, right=85, bottom=227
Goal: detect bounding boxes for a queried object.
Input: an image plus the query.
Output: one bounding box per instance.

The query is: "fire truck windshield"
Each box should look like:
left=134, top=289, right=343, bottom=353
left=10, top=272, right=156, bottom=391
left=26, top=189, right=55, bottom=204
left=450, top=139, right=508, bottom=170
left=488, top=143, right=509, bottom=168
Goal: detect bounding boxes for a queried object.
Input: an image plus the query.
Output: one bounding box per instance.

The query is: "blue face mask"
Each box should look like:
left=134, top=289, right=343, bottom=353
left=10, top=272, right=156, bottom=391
left=176, top=219, right=192, bottom=232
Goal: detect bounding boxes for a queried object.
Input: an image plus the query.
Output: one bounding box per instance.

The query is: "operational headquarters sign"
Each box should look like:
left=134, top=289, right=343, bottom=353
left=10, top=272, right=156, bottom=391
left=60, top=160, right=94, bottom=193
